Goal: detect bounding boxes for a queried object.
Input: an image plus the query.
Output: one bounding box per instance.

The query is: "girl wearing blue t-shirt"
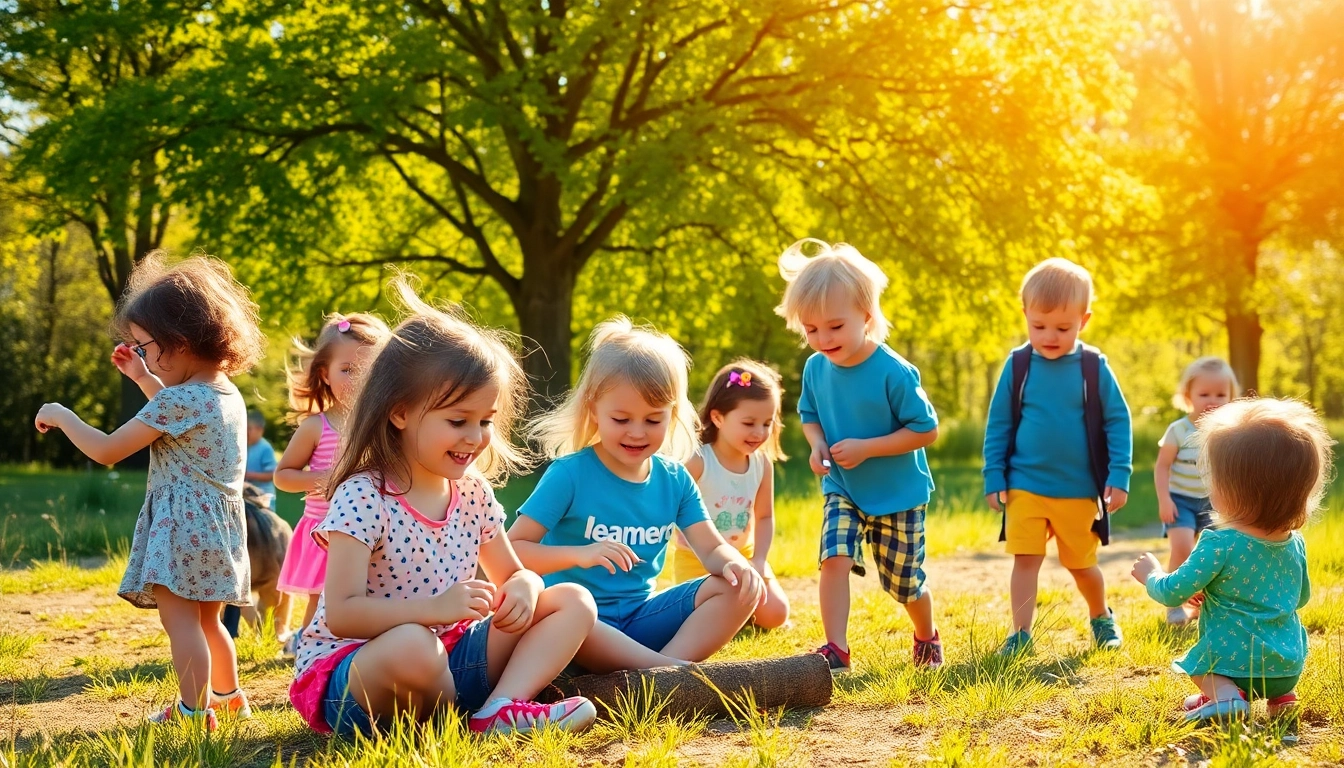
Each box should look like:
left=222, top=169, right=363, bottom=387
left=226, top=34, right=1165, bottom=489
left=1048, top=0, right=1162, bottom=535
left=509, top=317, right=766, bottom=672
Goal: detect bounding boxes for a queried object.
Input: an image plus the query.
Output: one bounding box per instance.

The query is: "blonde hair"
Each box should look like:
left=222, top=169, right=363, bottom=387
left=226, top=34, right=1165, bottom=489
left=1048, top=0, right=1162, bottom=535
left=1020, top=258, right=1092, bottom=313
left=1197, top=398, right=1334, bottom=533
left=286, top=313, right=391, bottom=420
left=1173, top=357, right=1240, bottom=412
left=529, top=317, right=699, bottom=462
left=327, top=277, right=531, bottom=493
left=698, top=359, right=787, bottom=463
left=774, top=239, right=891, bottom=343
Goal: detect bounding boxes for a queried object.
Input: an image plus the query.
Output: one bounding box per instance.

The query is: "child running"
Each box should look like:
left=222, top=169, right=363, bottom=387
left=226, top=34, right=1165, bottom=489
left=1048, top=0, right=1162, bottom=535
left=289, top=280, right=597, bottom=737
left=509, top=317, right=765, bottom=673
left=1132, top=397, right=1327, bottom=723
left=275, top=313, right=390, bottom=653
left=671, top=360, right=791, bottom=629
left=775, top=239, right=943, bottom=672
left=983, top=257, right=1132, bottom=656
left=1154, top=357, right=1238, bottom=625
left=35, top=252, right=266, bottom=729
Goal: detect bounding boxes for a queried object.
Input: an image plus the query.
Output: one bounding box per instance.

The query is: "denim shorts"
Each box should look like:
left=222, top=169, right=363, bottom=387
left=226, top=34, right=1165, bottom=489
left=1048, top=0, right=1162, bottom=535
left=600, top=577, right=706, bottom=652
left=1164, top=493, right=1214, bottom=535
left=322, top=618, right=494, bottom=738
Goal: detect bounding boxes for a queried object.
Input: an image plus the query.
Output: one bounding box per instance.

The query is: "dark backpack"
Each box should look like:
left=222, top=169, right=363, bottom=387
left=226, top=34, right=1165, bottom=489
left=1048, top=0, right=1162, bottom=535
left=997, top=342, right=1111, bottom=546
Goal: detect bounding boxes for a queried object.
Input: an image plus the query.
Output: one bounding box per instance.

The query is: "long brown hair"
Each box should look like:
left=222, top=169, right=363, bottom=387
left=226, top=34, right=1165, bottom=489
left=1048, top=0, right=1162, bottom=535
left=115, top=250, right=265, bottom=376
left=698, top=359, right=786, bottom=462
left=327, top=278, right=532, bottom=496
left=287, top=313, right=391, bottom=420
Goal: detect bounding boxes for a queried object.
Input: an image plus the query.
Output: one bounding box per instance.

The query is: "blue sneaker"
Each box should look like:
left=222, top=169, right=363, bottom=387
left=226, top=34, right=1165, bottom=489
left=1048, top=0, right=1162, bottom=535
left=997, top=630, right=1033, bottom=657
left=1090, top=609, right=1122, bottom=650
left=1186, top=697, right=1249, bottom=723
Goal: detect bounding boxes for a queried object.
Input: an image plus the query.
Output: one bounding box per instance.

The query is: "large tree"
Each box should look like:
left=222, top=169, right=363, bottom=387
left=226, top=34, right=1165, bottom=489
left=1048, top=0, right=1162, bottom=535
left=1132, top=0, right=1344, bottom=393
left=0, top=0, right=215, bottom=423
left=195, top=0, right=1141, bottom=401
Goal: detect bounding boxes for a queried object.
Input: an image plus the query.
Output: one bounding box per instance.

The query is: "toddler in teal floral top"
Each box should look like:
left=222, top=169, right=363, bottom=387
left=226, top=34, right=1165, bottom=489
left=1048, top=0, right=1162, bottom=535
left=1131, top=397, right=1331, bottom=724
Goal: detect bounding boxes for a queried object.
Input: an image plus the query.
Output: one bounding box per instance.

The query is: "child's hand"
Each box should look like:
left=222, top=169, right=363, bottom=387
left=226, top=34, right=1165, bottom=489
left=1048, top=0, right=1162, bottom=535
left=722, top=560, right=766, bottom=609
left=829, top=439, right=869, bottom=470
left=111, top=343, right=151, bottom=381
left=492, top=571, right=543, bottom=634
left=1158, top=495, right=1177, bottom=524
left=985, top=492, right=1003, bottom=512
left=1104, top=487, right=1128, bottom=513
left=439, top=579, right=496, bottom=623
left=581, top=541, right=642, bottom=574
left=809, top=445, right=833, bottom=476
left=34, top=403, right=71, bottom=433
left=1130, top=552, right=1162, bottom=584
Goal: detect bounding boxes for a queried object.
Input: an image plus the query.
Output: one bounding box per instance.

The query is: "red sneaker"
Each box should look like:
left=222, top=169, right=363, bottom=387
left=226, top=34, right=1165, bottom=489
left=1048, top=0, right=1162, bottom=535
left=148, top=700, right=218, bottom=731
left=815, top=642, right=851, bottom=673
left=913, top=631, right=943, bottom=669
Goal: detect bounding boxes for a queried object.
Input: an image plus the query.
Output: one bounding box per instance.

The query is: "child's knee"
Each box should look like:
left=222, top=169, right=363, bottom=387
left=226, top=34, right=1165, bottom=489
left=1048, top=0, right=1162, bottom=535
left=380, top=624, right=448, bottom=679
left=541, top=583, right=598, bottom=624
left=753, top=592, right=790, bottom=629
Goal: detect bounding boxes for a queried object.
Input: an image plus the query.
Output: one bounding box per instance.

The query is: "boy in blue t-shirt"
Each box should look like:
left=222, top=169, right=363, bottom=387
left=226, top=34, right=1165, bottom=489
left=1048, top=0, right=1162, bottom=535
left=775, top=239, right=942, bottom=672
left=982, top=258, right=1133, bottom=656
left=244, top=410, right=277, bottom=498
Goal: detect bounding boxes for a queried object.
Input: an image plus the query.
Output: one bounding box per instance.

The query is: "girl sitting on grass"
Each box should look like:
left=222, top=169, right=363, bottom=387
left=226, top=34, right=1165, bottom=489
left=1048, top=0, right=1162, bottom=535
left=1132, top=397, right=1328, bottom=723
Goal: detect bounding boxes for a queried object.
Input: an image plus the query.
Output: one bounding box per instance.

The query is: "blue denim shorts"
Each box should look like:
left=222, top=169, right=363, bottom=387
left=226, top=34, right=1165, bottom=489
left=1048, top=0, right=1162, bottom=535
left=600, top=577, right=706, bottom=652
left=1164, top=493, right=1214, bottom=535
left=322, top=618, right=494, bottom=738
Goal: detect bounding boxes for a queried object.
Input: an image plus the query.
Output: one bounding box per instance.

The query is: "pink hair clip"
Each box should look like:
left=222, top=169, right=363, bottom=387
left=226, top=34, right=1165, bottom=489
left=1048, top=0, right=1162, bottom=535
left=729, top=371, right=752, bottom=388
left=337, top=320, right=352, bottom=333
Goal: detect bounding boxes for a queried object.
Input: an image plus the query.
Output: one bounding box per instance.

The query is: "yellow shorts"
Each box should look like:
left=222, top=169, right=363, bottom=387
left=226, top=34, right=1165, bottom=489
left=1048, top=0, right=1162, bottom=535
left=1004, top=490, right=1100, bottom=569
left=672, top=542, right=768, bottom=583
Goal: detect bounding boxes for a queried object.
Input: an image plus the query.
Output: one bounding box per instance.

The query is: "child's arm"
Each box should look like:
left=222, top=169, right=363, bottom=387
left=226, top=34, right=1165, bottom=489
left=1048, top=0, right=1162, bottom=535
left=508, top=516, right=640, bottom=575
left=1298, top=538, right=1311, bottom=609
left=35, top=405, right=161, bottom=466
left=684, top=520, right=764, bottom=607
left=1099, top=358, right=1133, bottom=512
left=832, top=365, right=940, bottom=469
left=831, top=426, right=938, bottom=469
left=801, top=422, right=832, bottom=475
left=1153, top=439, right=1179, bottom=524
left=684, top=452, right=705, bottom=482
left=982, top=360, right=1013, bottom=511
left=111, top=344, right=166, bottom=400
left=274, top=416, right=323, bottom=493
left=750, top=461, right=775, bottom=573
left=323, top=532, right=495, bottom=639
left=1131, top=538, right=1225, bottom=607
left=478, top=531, right=546, bottom=635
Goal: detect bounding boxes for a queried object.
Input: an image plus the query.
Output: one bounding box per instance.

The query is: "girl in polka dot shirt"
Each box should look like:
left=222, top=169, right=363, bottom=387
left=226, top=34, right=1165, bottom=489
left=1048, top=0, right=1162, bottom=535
left=288, top=279, right=598, bottom=737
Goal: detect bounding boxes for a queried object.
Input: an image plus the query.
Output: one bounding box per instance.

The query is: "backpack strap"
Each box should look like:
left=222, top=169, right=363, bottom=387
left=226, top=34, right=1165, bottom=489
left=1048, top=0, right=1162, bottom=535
left=1081, top=345, right=1111, bottom=546
left=999, top=343, right=1034, bottom=543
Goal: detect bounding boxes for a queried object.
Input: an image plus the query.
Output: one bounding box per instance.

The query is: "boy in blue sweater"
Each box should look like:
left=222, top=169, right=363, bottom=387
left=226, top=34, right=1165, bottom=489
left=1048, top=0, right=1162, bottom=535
left=983, top=258, right=1132, bottom=656
left=776, top=239, right=942, bottom=672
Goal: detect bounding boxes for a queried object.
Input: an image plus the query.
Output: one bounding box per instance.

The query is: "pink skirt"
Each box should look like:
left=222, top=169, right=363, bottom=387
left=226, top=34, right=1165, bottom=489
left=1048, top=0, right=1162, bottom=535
left=278, top=514, right=327, bottom=595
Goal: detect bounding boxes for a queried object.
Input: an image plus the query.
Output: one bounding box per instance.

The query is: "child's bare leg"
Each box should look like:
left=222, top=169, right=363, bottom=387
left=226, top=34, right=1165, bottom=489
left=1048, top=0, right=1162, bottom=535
left=198, top=601, right=240, bottom=695
left=1191, top=673, right=1243, bottom=702
left=1066, top=565, right=1109, bottom=619
left=346, top=624, right=457, bottom=720
left=751, top=577, right=791, bottom=630
left=819, top=556, right=853, bottom=649
left=154, top=586, right=211, bottom=710
left=1167, top=528, right=1196, bottom=572
left=1009, top=555, right=1045, bottom=632
left=575, top=622, right=685, bottom=672
left=903, top=591, right=936, bottom=639
left=485, top=584, right=596, bottom=700
left=661, top=575, right=755, bottom=661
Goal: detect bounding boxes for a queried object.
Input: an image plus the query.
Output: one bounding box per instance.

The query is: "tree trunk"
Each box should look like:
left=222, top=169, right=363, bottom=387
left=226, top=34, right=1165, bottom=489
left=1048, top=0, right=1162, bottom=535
left=515, top=263, right=577, bottom=410
left=1225, top=308, right=1262, bottom=396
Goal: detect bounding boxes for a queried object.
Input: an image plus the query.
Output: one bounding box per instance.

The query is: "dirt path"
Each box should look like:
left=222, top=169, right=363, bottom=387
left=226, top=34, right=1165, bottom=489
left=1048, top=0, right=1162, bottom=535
left=2, top=527, right=1321, bottom=766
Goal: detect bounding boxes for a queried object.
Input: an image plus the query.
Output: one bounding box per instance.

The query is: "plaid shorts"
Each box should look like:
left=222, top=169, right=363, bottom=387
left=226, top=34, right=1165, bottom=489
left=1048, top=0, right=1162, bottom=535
left=819, top=493, right=927, bottom=603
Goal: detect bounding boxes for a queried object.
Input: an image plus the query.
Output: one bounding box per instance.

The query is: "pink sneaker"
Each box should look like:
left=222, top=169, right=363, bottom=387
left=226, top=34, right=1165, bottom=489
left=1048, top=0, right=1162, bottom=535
left=213, top=689, right=252, bottom=719
left=148, top=700, right=218, bottom=731
left=468, top=696, right=597, bottom=734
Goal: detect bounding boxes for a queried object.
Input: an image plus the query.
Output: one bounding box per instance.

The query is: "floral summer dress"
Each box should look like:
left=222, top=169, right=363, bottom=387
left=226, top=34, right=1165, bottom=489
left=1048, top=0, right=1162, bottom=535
left=118, top=381, right=251, bottom=609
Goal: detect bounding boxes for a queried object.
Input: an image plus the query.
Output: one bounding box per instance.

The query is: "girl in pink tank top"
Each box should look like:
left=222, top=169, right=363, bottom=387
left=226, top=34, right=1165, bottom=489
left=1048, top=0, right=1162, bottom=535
left=276, top=314, right=390, bottom=651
